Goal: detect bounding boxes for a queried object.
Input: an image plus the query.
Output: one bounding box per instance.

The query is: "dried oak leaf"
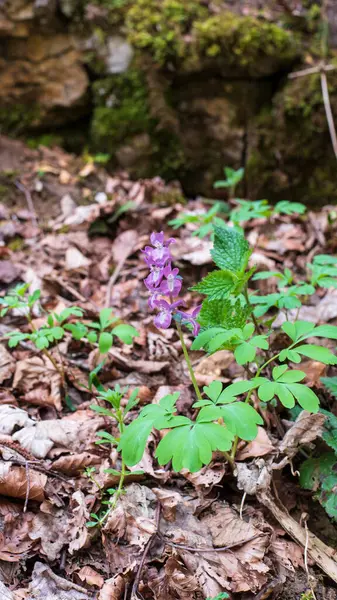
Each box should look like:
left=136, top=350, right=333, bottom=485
left=270, top=538, right=304, bottom=572
left=0, top=509, right=36, bottom=562
left=26, top=562, right=90, bottom=600
left=111, top=229, right=138, bottom=263
left=152, top=488, right=183, bottom=522
left=278, top=411, right=326, bottom=460
left=0, top=462, right=46, bottom=503
left=68, top=490, right=92, bottom=554
left=150, top=556, right=199, bottom=600
left=0, top=345, right=15, bottom=384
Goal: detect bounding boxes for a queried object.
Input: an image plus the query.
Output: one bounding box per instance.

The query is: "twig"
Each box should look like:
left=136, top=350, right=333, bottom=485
left=105, top=259, right=125, bottom=308
left=289, top=63, right=336, bottom=79
left=157, top=531, right=261, bottom=553
left=23, top=460, right=30, bottom=513
left=15, top=181, right=38, bottom=228
left=320, top=71, right=337, bottom=159
left=131, top=503, right=161, bottom=599
left=302, top=513, right=318, bottom=600
left=258, top=490, right=337, bottom=583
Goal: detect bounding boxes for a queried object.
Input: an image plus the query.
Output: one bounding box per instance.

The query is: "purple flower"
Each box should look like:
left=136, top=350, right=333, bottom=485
left=148, top=290, right=161, bottom=310
left=176, top=305, right=202, bottom=336
left=159, top=265, right=182, bottom=297
left=143, top=246, right=171, bottom=267
left=144, top=266, right=164, bottom=289
left=153, top=299, right=185, bottom=330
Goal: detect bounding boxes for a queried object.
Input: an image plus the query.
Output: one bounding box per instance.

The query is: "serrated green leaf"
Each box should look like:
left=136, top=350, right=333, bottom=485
left=112, top=324, right=139, bottom=345
left=193, top=271, right=236, bottom=300
left=221, top=402, right=263, bottom=440
left=198, top=298, right=251, bottom=330
left=211, top=225, right=250, bottom=274
left=320, top=409, right=337, bottom=452
left=99, top=332, right=113, bottom=354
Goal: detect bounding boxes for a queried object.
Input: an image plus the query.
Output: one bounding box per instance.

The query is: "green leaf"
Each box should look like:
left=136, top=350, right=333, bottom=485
left=221, top=402, right=263, bottom=440
left=119, top=417, right=153, bottom=466
left=112, top=324, right=139, bottom=345
left=293, top=344, right=337, bottom=365
left=99, top=332, right=113, bottom=354
left=156, top=421, right=234, bottom=472
left=207, top=329, right=241, bottom=353
left=234, top=341, right=257, bottom=365
left=124, top=388, right=140, bottom=414
left=286, top=383, right=320, bottom=413
left=211, top=225, right=250, bottom=274
left=99, top=308, right=115, bottom=330
left=198, top=297, right=251, bottom=330
left=191, top=327, right=225, bottom=350
left=96, top=431, right=118, bottom=445
left=192, top=270, right=236, bottom=300
left=300, top=453, right=337, bottom=521
left=281, top=321, right=315, bottom=343
left=252, top=271, right=281, bottom=281
left=87, top=331, right=98, bottom=344
left=64, top=322, right=88, bottom=340
left=276, top=369, right=306, bottom=383
left=321, top=376, right=337, bottom=397
left=90, top=404, right=113, bottom=417
left=7, top=332, right=29, bottom=348
left=320, top=409, right=337, bottom=452
left=203, top=381, right=223, bottom=403
left=310, top=324, right=337, bottom=340
left=273, top=200, right=306, bottom=216
left=35, top=335, right=49, bottom=349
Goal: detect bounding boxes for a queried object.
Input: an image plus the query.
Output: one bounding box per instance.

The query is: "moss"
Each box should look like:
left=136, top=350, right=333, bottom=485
left=0, top=104, right=41, bottom=134
left=91, top=69, right=151, bottom=149
left=192, top=12, right=301, bottom=74
left=125, top=0, right=207, bottom=65
left=26, top=134, right=64, bottom=149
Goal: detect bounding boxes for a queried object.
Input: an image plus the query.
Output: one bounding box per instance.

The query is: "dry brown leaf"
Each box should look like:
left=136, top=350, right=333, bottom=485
left=182, top=463, right=226, bottom=494
left=150, top=557, right=199, bottom=600
left=278, top=411, right=326, bottom=460
left=195, top=350, right=233, bottom=385
left=99, top=575, right=125, bottom=600
left=152, top=488, right=183, bottom=522
left=172, top=237, right=212, bottom=265
left=236, top=459, right=273, bottom=496
left=270, top=538, right=304, bottom=572
left=105, top=484, right=156, bottom=549
left=300, top=360, right=327, bottom=388
left=65, top=247, right=91, bottom=270
left=0, top=261, right=20, bottom=284
left=0, top=345, right=15, bottom=384
left=0, top=406, right=33, bottom=435
left=13, top=356, right=62, bottom=411
left=236, top=427, right=274, bottom=460
left=111, top=229, right=138, bottom=263
left=68, top=490, right=92, bottom=554
left=77, top=566, right=104, bottom=588
left=203, top=504, right=260, bottom=548
left=26, top=562, right=89, bottom=599
left=12, top=414, right=104, bottom=458
left=52, top=452, right=101, bottom=474
left=0, top=462, right=46, bottom=503
left=0, top=509, right=36, bottom=562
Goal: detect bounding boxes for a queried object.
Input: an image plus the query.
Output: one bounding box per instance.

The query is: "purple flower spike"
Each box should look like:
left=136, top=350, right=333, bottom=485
left=144, top=266, right=164, bottom=289
left=176, top=305, right=202, bottom=336
left=160, top=265, right=182, bottom=297
left=153, top=299, right=185, bottom=330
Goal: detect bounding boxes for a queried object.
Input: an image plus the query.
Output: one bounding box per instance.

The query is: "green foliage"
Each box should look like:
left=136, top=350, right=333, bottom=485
left=214, top=167, right=244, bottom=192
left=308, top=254, right=337, bottom=289
left=197, top=297, right=251, bottom=330
left=257, top=366, right=320, bottom=412
left=206, top=595, right=229, bottom=600
left=169, top=202, right=227, bottom=238
left=211, top=224, right=251, bottom=274
left=300, top=452, right=337, bottom=520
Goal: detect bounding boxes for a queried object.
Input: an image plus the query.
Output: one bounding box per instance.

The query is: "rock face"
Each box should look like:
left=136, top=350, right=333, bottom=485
left=0, top=0, right=336, bottom=203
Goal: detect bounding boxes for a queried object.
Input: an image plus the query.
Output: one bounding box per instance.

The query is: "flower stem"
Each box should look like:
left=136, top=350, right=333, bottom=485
left=243, top=286, right=262, bottom=335
left=176, top=322, right=203, bottom=402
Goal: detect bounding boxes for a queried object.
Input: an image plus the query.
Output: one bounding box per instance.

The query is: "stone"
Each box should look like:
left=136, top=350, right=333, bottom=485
left=105, top=36, right=134, bottom=74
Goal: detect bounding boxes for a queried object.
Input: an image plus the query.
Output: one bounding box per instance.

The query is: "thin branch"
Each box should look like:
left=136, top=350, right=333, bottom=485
left=320, top=71, right=337, bottom=159
left=289, top=63, right=336, bottom=79
left=15, top=180, right=38, bottom=228
left=131, top=503, right=161, bottom=599
left=157, top=531, right=261, bottom=553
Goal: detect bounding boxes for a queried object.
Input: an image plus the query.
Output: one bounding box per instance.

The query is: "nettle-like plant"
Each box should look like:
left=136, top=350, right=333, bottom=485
left=117, top=227, right=337, bottom=473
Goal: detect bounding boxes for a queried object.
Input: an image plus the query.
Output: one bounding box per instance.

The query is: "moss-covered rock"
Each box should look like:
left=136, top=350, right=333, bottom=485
left=246, top=70, right=337, bottom=204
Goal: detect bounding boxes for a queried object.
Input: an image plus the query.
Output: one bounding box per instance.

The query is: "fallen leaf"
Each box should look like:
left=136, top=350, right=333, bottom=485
left=52, top=452, right=101, bottom=474
left=0, top=406, right=33, bottom=435
left=99, top=575, right=125, bottom=600
left=0, top=463, right=46, bottom=503
left=105, top=484, right=156, bottom=549
left=26, top=562, right=89, bottom=599
left=300, top=359, right=327, bottom=387
left=111, top=229, right=138, bottom=264
left=68, top=490, right=92, bottom=554
left=65, top=247, right=91, bottom=270
left=236, top=427, right=274, bottom=460
left=150, top=556, right=198, bottom=600
left=0, top=261, right=20, bottom=283
left=203, top=504, right=261, bottom=548
left=152, top=488, right=183, bottom=522
left=77, top=566, right=104, bottom=588
left=172, top=237, right=212, bottom=265
left=13, top=356, right=62, bottom=411
left=270, top=538, right=304, bottom=571
left=278, top=411, right=326, bottom=460
left=0, top=345, right=15, bottom=384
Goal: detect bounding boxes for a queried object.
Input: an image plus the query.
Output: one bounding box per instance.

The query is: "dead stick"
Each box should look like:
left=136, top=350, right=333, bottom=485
left=257, top=491, right=337, bottom=584
left=320, top=71, right=337, bottom=159
left=15, top=181, right=38, bottom=228
left=131, top=503, right=161, bottom=599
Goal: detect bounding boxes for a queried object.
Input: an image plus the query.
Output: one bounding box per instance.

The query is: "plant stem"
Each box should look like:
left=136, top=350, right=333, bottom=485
left=27, top=313, right=67, bottom=394
left=244, top=286, right=262, bottom=335
left=98, top=459, right=126, bottom=527
left=176, top=322, right=203, bottom=402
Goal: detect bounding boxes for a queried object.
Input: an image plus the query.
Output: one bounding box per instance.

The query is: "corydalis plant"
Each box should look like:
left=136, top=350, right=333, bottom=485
left=143, top=231, right=201, bottom=334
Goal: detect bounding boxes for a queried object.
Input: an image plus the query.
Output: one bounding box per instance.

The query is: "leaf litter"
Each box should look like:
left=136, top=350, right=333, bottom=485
left=0, top=138, right=337, bottom=599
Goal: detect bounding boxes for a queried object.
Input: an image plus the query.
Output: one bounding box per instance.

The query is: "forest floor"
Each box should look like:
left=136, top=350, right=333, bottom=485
left=0, top=136, right=337, bottom=600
